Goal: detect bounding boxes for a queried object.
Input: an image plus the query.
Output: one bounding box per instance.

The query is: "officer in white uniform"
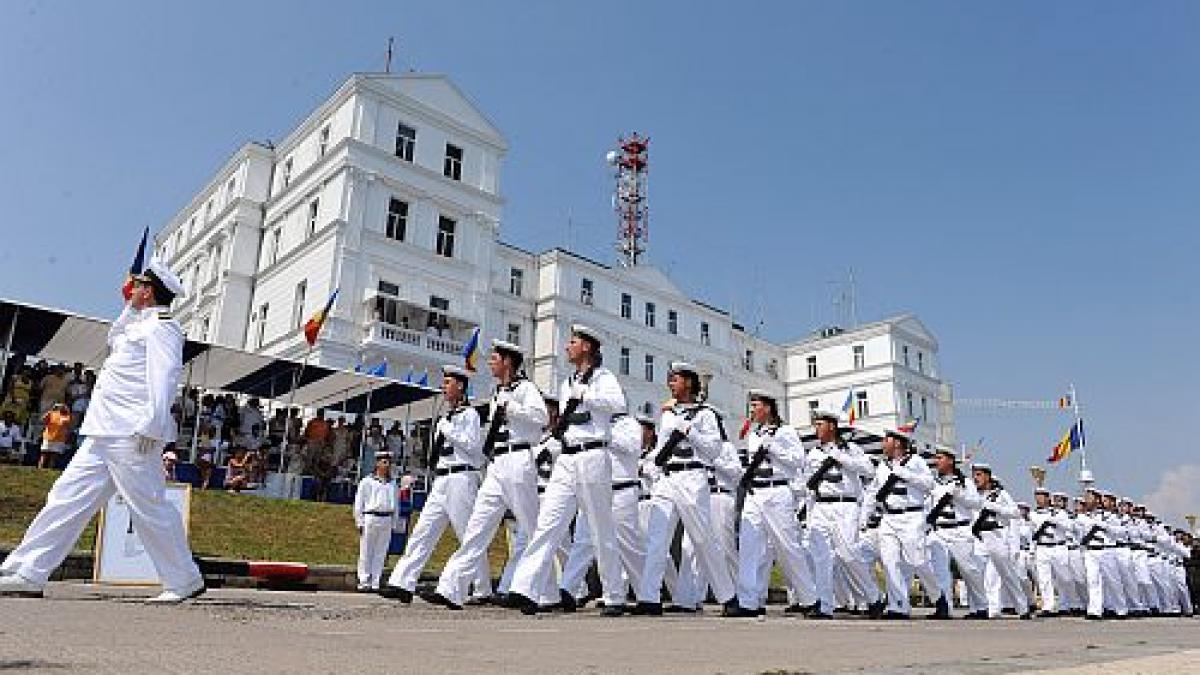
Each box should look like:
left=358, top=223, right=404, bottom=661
left=354, top=451, right=399, bottom=591
left=383, top=365, right=488, bottom=603
left=726, top=390, right=816, bottom=617
left=971, top=464, right=1031, bottom=619
left=804, top=410, right=883, bottom=618
left=507, top=325, right=627, bottom=616
left=674, top=435, right=741, bottom=613
left=0, top=260, right=205, bottom=603
left=426, top=341, right=547, bottom=610
left=926, top=448, right=988, bottom=618
left=864, top=427, right=939, bottom=619
left=1127, top=504, right=1160, bottom=614
left=636, top=363, right=737, bottom=616
left=1076, top=487, right=1120, bottom=619
left=1028, top=487, right=1072, bottom=616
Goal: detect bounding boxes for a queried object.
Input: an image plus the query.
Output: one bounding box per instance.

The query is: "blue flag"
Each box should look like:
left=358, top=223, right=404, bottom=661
left=417, top=369, right=429, bottom=387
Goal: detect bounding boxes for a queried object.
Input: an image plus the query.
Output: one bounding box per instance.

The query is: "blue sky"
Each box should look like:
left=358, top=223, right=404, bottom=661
left=1, top=2, right=1197, bottom=523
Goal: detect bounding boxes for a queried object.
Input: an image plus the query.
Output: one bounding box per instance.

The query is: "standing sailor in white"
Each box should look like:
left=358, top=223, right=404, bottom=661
left=635, top=363, right=737, bottom=616
left=354, top=451, right=399, bottom=591
left=1076, top=488, right=1120, bottom=619
left=0, top=260, right=204, bottom=603
left=674, top=434, right=741, bottom=613
left=926, top=448, right=988, bottom=619
left=1028, top=487, right=1072, bottom=616
left=803, top=410, right=884, bottom=619
left=507, top=325, right=627, bottom=616
left=971, top=464, right=1032, bottom=619
left=864, top=427, right=939, bottom=619
left=426, top=341, right=546, bottom=610
left=725, top=390, right=816, bottom=618
left=382, top=365, right=488, bottom=603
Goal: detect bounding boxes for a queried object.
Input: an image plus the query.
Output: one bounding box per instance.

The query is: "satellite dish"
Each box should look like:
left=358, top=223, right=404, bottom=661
left=605, top=150, right=620, bottom=166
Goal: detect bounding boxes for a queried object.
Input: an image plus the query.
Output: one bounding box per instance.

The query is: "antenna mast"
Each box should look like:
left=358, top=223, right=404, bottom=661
left=385, top=37, right=394, bottom=73
left=607, top=133, right=649, bottom=267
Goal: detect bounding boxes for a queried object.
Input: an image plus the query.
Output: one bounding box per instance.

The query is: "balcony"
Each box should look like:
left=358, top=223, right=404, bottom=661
left=364, top=321, right=467, bottom=357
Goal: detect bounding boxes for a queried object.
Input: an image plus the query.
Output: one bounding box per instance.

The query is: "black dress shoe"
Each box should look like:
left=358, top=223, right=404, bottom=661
left=783, top=604, right=807, bottom=615
left=1086, top=613, right=1103, bottom=621
left=883, top=611, right=910, bottom=620
left=1102, top=610, right=1117, bottom=619
left=1018, top=612, right=1033, bottom=620
left=722, top=604, right=760, bottom=618
left=506, top=593, right=538, bottom=615
left=600, top=604, right=625, bottom=617
left=1001, top=607, right=1017, bottom=616
left=808, top=611, right=833, bottom=620
left=559, top=589, right=577, bottom=613
left=632, top=601, right=663, bottom=616
left=419, top=590, right=461, bottom=610
left=929, top=596, right=950, bottom=620
left=868, top=600, right=887, bottom=620
left=964, top=610, right=989, bottom=620
left=1037, top=611, right=1058, bottom=618
left=463, top=595, right=494, bottom=607
left=380, top=586, right=413, bottom=603
left=663, top=605, right=699, bottom=614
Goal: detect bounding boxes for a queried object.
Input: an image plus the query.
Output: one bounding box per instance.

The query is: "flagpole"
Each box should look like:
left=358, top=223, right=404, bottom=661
left=1069, top=382, right=1092, bottom=492
left=278, top=343, right=313, bottom=478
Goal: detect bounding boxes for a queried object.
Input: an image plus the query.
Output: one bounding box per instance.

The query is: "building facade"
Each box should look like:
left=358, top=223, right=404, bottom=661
left=153, top=72, right=952, bottom=441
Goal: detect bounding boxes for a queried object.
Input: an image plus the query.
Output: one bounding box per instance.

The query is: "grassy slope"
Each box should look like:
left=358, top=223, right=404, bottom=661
left=0, top=466, right=508, bottom=571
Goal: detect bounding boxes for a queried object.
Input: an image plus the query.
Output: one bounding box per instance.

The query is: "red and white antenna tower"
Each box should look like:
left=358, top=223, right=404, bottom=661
left=607, top=133, right=649, bottom=267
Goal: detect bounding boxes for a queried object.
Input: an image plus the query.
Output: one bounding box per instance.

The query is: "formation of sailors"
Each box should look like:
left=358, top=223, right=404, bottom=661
left=368, top=325, right=1196, bottom=620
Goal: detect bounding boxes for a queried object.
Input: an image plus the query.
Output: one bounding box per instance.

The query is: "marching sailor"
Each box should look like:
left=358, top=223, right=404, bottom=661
left=1028, top=487, right=1073, bottom=616
left=674, top=431, right=742, bottom=613
left=427, top=341, right=547, bottom=609
left=1, top=260, right=205, bottom=603
left=926, top=447, right=988, bottom=619
left=507, top=325, right=627, bottom=616
left=383, top=365, right=489, bottom=603
left=971, top=464, right=1031, bottom=619
left=354, top=451, right=400, bottom=591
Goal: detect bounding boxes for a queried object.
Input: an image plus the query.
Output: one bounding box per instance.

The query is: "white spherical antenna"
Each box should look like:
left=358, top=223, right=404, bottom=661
left=605, top=150, right=620, bottom=166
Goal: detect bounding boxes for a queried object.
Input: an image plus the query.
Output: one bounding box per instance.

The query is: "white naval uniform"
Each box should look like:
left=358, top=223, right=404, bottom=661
left=803, top=438, right=881, bottom=613
left=637, top=440, right=680, bottom=601
left=927, top=472, right=988, bottom=613
left=1076, top=509, right=1121, bottom=617
left=1063, top=513, right=1088, bottom=612
left=640, top=403, right=737, bottom=606
left=865, top=452, right=938, bottom=615
left=508, top=367, right=627, bottom=606
left=1111, top=513, right=1145, bottom=612
left=975, top=485, right=1029, bottom=616
left=386, top=404, right=489, bottom=596
left=675, top=440, right=741, bottom=610
left=354, top=473, right=399, bottom=589
left=560, top=414, right=647, bottom=599
left=734, top=423, right=815, bottom=610
left=1028, top=505, right=1072, bottom=612
left=0, top=305, right=202, bottom=593
left=435, top=379, right=547, bottom=606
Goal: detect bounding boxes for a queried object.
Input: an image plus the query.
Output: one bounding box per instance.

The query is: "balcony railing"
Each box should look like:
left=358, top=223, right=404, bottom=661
left=365, top=321, right=466, bottom=357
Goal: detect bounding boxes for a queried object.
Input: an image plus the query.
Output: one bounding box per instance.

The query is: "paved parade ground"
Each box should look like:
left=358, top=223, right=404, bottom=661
left=1, top=583, right=1196, bottom=674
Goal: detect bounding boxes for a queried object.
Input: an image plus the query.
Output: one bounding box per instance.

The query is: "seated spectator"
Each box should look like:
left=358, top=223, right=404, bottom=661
left=38, top=364, right=69, bottom=415
left=0, top=410, right=24, bottom=463
left=237, top=397, right=266, bottom=454
left=0, top=367, right=34, bottom=426
left=38, top=403, right=71, bottom=469
left=225, top=448, right=252, bottom=493
left=162, top=449, right=179, bottom=482
left=196, top=423, right=228, bottom=489
left=67, top=369, right=94, bottom=428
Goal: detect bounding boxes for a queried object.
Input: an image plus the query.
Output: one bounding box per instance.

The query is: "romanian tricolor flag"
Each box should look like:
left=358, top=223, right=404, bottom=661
left=303, top=289, right=339, bottom=346
left=121, top=227, right=149, bottom=300
left=1047, top=420, right=1085, bottom=464
left=462, top=326, right=481, bottom=372
left=842, top=389, right=856, bottom=425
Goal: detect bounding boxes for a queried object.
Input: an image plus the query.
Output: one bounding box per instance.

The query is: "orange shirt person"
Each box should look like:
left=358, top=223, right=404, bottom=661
left=38, top=404, right=72, bottom=469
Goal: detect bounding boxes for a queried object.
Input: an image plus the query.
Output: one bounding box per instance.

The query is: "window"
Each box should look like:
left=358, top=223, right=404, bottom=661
left=506, top=323, right=521, bottom=345
left=292, top=280, right=307, bottom=330
left=580, top=278, right=594, bottom=305
left=918, top=352, right=925, bottom=374
left=906, top=391, right=915, bottom=418
left=806, top=355, right=818, bottom=378
left=619, top=347, right=630, bottom=376
left=191, top=261, right=202, bottom=295
left=855, top=390, right=869, bottom=419
left=175, top=229, right=184, bottom=255
left=226, top=177, right=237, bottom=205
left=808, top=399, right=819, bottom=413
left=318, top=125, right=330, bottom=157
left=307, top=198, right=319, bottom=236
left=187, top=216, right=196, bottom=238
left=209, top=243, right=223, bottom=283
left=853, top=345, right=865, bottom=370
left=921, top=396, right=929, bottom=422
left=256, top=303, right=269, bottom=348
left=375, top=281, right=401, bottom=326
left=429, top=296, right=449, bottom=330
left=902, top=345, right=910, bottom=367
left=620, top=293, right=632, bottom=319
left=269, top=228, right=281, bottom=265
left=200, top=316, right=210, bottom=342
left=509, top=268, right=524, bottom=296
left=436, top=216, right=456, bottom=257
left=642, top=402, right=654, bottom=417
left=645, top=302, right=656, bottom=328
left=395, top=123, right=416, bottom=161
left=700, top=321, right=710, bottom=346
left=282, top=157, right=293, bottom=188
left=644, top=354, right=655, bottom=382
left=668, top=310, right=678, bottom=335
left=443, top=143, right=463, bottom=180
left=205, top=200, right=213, bottom=222
left=743, top=349, right=754, bottom=371
left=385, top=198, right=408, bottom=241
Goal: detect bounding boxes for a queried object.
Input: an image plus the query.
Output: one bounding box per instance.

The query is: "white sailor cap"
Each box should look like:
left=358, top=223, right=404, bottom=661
left=137, top=258, right=186, bottom=298
left=490, top=339, right=524, bottom=358
left=1034, top=487, right=1050, bottom=495
left=1118, top=496, right=1132, bottom=505
left=1051, top=491, right=1070, bottom=500
left=1017, top=501, right=1030, bottom=509
left=635, top=413, right=656, bottom=427
left=810, top=409, right=841, bottom=424
left=972, top=462, right=993, bottom=473
left=441, top=364, right=470, bottom=383
left=374, top=450, right=394, bottom=460
left=668, top=361, right=699, bottom=377
left=570, top=324, right=603, bottom=345
left=885, top=428, right=913, bottom=445
left=162, top=450, right=178, bottom=461
left=747, top=388, right=777, bottom=404
left=932, top=446, right=958, bottom=460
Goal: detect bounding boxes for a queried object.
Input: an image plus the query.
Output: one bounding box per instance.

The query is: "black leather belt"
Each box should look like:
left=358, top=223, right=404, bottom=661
left=816, top=496, right=857, bottom=503
left=886, top=505, right=924, bottom=515
left=752, top=479, right=790, bottom=489
left=1038, top=542, right=1065, bottom=547
left=665, top=461, right=706, bottom=474
left=561, top=440, right=605, bottom=455
left=436, top=465, right=478, bottom=476
left=612, top=480, right=639, bottom=491
left=640, top=493, right=653, bottom=502
left=711, top=487, right=732, bottom=495
left=935, top=520, right=971, bottom=529
left=537, top=486, right=546, bottom=495
left=364, top=511, right=394, bottom=517
left=492, top=442, right=532, bottom=457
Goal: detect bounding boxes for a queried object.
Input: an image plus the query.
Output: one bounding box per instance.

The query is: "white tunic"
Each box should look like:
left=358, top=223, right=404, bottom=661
left=354, top=474, right=399, bottom=528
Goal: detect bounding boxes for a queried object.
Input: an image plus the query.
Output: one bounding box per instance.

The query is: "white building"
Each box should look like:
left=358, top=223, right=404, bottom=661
left=153, top=71, right=952, bottom=441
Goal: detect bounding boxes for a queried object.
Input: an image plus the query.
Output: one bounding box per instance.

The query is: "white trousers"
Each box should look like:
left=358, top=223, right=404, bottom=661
left=980, top=534, right=1028, bottom=615
left=642, top=469, right=736, bottom=605
left=1, top=436, right=201, bottom=592
left=736, top=485, right=815, bottom=609
left=1131, top=550, right=1158, bottom=611
left=929, top=527, right=987, bottom=612
left=806, top=502, right=881, bottom=611
left=560, top=483, right=646, bottom=600
left=357, top=515, right=394, bottom=588
left=1113, top=547, right=1144, bottom=611
left=435, top=454, right=540, bottom=605
left=675, top=491, right=737, bottom=608
left=1065, top=547, right=1087, bottom=610
left=386, top=471, right=489, bottom=595
left=1083, top=547, right=1120, bottom=616
left=509, top=448, right=624, bottom=605
left=1032, top=545, right=1071, bottom=612
left=638, top=497, right=679, bottom=599
left=878, top=516, right=938, bottom=615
